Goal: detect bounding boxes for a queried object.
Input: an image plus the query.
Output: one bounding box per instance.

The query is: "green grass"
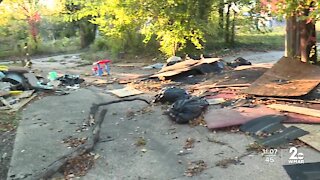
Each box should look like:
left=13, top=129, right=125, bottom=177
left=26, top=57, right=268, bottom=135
left=0, top=37, right=81, bottom=60
left=0, top=112, right=20, bottom=132
left=236, top=27, right=285, bottom=50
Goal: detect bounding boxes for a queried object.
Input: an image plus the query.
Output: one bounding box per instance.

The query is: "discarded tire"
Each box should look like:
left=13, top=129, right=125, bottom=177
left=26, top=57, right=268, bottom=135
left=168, top=97, right=209, bottom=124
left=154, top=87, right=190, bottom=103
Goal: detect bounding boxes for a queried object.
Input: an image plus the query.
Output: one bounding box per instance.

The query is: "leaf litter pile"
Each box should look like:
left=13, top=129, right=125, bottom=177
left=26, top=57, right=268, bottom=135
left=63, top=153, right=95, bottom=179
left=62, top=137, right=87, bottom=148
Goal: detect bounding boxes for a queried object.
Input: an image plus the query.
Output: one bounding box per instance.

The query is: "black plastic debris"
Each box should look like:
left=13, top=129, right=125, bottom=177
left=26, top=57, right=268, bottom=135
left=258, top=126, right=309, bottom=147
left=240, top=115, right=287, bottom=135
left=154, top=87, right=191, bottom=103
left=1, top=72, right=30, bottom=90
left=194, top=61, right=225, bottom=74
left=240, top=115, right=309, bottom=147
left=283, top=162, right=320, bottom=180
left=167, top=97, right=209, bottom=124
left=57, top=74, right=85, bottom=86
left=227, top=57, right=252, bottom=68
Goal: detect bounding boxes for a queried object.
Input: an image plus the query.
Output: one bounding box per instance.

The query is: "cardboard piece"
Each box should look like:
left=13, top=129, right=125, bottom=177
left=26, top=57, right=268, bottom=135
left=109, top=87, right=143, bottom=98
left=243, top=57, right=320, bottom=97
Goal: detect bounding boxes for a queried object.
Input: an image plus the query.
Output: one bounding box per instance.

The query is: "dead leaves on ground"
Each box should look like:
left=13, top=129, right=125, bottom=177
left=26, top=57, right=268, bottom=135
left=184, top=160, right=207, bottom=177
left=62, top=137, right=87, bottom=148
left=63, top=153, right=95, bottom=179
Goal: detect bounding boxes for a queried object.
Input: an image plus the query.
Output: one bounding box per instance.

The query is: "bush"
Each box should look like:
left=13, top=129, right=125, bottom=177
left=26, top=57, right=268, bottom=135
left=90, top=37, right=109, bottom=51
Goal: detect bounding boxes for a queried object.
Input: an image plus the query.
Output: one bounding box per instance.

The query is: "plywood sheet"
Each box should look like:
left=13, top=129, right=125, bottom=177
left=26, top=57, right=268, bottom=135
left=243, top=57, right=320, bottom=97
left=109, top=87, right=143, bottom=98
left=285, top=124, right=320, bottom=151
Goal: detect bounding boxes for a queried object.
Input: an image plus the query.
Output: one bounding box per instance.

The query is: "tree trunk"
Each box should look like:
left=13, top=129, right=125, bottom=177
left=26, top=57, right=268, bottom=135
left=79, top=19, right=97, bottom=49
left=231, top=11, right=236, bottom=44
left=300, top=6, right=317, bottom=63
left=300, top=19, right=308, bottom=62
left=285, top=15, right=300, bottom=58
left=225, top=3, right=231, bottom=44
left=218, top=0, right=224, bottom=34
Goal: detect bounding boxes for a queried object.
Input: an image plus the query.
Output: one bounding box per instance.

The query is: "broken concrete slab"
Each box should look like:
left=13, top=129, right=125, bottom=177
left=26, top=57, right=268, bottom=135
left=243, top=57, right=320, bottom=97
left=7, top=88, right=102, bottom=180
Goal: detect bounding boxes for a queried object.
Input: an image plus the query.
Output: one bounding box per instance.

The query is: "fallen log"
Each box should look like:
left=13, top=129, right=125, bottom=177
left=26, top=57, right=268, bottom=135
left=32, top=98, right=150, bottom=180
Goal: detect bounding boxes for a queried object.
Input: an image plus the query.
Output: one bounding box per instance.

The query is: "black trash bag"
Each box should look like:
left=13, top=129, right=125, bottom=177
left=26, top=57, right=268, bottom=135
left=227, top=57, right=252, bottom=68
left=167, top=97, right=209, bottom=124
left=57, top=74, right=85, bottom=86
left=154, top=87, right=190, bottom=103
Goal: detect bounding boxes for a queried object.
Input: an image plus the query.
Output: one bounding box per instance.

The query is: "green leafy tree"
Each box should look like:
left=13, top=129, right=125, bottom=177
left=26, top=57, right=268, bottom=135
left=65, top=0, right=215, bottom=56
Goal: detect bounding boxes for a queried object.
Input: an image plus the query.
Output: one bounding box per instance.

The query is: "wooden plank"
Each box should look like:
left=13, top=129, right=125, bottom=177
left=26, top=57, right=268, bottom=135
left=9, top=94, right=37, bottom=112
left=108, top=87, right=143, bottom=98
left=15, top=90, right=34, bottom=99
left=284, top=124, right=320, bottom=152
left=256, top=97, right=320, bottom=104
left=0, top=97, right=12, bottom=109
left=267, top=104, right=320, bottom=118
left=191, top=83, right=250, bottom=90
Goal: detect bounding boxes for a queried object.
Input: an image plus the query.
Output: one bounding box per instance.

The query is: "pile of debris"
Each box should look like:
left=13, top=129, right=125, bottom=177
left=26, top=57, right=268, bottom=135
left=114, top=56, right=320, bottom=152
left=0, top=66, right=85, bottom=111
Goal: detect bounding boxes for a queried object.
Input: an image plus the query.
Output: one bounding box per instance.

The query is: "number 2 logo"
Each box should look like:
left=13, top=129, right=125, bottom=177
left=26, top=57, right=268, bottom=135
left=289, top=147, right=303, bottom=160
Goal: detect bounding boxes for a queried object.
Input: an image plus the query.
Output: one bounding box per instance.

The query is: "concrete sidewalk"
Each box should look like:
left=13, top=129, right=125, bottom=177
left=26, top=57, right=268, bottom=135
left=7, top=88, right=102, bottom=180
